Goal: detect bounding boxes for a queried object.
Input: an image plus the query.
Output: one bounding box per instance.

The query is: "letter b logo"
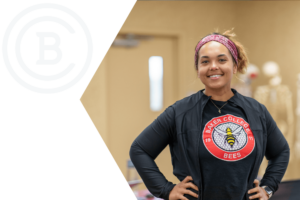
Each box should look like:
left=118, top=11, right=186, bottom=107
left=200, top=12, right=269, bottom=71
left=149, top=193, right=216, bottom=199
left=3, top=4, right=93, bottom=93
left=36, top=32, right=62, bottom=65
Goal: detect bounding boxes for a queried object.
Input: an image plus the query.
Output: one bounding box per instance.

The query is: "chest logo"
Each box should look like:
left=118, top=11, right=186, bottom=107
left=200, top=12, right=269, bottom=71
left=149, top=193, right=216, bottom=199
left=203, top=114, right=255, bottom=161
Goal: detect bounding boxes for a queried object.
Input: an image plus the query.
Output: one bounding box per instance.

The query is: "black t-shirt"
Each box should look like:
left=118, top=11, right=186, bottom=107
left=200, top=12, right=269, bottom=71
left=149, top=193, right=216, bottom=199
left=199, top=95, right=256, bottom=200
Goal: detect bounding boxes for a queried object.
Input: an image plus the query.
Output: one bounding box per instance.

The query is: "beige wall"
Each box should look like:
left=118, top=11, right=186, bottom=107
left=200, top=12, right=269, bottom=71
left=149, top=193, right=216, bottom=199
left=81, top=1, right=300, bottom=189
left=234, top=2, right=300, bottom=180
left=235, top=2, right=300, bottom=109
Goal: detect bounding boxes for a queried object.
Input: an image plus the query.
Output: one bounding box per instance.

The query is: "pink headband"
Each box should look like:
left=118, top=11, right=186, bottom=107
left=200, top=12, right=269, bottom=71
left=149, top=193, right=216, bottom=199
left=195, top=34, right=239, bottom=67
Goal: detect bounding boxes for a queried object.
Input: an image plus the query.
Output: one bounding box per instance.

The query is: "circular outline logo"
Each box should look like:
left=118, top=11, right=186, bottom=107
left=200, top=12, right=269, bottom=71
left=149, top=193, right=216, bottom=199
left=203, top=114, right=255, bottom=162
left=212, top=123, right=248, bottom=152
left=3, top=4, right=93, bottom=93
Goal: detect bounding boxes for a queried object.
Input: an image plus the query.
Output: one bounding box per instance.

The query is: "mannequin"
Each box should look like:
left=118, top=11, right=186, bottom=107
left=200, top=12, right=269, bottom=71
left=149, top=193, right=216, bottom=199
left=254, top=61, right=294, bottom=177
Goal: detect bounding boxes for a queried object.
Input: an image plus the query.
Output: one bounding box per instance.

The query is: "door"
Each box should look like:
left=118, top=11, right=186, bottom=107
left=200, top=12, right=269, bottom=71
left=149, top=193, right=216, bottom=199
left=107, top=34, right=179, bottom=188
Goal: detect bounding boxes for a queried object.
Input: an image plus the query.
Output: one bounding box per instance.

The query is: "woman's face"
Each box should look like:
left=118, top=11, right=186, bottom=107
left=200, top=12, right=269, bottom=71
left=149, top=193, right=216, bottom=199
left=197, top=41, right=237, bottom=91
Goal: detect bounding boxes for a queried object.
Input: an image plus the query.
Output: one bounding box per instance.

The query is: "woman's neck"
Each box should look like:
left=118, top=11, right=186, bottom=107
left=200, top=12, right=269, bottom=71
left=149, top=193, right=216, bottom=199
left=203, top=88, right=234, bottom=101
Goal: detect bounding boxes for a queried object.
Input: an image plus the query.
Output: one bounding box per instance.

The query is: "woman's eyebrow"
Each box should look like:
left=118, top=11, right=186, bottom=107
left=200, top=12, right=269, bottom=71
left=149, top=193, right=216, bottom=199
left=200, top=56, right=209, bottom=59
left=200, top=54, right=227, bottom=59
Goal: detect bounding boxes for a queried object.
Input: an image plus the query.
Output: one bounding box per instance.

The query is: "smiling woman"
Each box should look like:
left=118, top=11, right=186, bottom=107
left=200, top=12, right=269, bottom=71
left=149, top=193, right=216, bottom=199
left=195, top=30, right=248, bottom=100
left=129, top=29, right=289, bottom=200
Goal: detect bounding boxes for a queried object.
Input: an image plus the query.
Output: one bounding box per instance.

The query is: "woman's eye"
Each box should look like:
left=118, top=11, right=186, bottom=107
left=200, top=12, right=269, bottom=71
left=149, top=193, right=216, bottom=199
left=219, top=59, right=226, bottom=62
left=202, top=60, right=208, bottom=64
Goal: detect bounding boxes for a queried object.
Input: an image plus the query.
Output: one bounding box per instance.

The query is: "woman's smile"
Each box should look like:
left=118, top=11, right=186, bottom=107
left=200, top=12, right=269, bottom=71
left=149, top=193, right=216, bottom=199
left=207, top=74, right=224, bottom=80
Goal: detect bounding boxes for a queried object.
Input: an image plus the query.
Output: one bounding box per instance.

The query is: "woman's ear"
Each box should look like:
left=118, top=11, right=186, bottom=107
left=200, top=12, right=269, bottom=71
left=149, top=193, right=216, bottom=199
left=233, top=63, right=238, bottom=74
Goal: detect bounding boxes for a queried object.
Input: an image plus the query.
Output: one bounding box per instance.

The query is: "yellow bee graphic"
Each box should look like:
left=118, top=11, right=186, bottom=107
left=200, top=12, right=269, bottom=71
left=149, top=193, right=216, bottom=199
left=214, top=126, right=243, bottom=148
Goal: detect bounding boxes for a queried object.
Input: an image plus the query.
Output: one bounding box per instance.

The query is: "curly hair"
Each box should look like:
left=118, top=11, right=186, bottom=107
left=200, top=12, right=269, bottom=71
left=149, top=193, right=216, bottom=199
left=194, top=28, right=249, bottom=74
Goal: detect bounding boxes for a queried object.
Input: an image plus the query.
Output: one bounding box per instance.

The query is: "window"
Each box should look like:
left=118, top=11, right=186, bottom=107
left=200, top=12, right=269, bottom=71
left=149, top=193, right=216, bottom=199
left=149, top=56, right=163, bottom=111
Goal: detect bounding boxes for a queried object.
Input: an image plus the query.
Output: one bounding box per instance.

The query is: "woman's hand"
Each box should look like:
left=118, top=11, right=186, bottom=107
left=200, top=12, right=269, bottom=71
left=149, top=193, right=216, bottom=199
left=248, top=179, right=269, bottom=200
left=169, top=176, right=199, bottom=200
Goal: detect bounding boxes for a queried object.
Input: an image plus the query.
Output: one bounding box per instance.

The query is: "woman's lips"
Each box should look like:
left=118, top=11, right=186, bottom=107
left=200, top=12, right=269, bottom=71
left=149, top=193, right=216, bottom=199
left=207, top=74, right=223, bottom=80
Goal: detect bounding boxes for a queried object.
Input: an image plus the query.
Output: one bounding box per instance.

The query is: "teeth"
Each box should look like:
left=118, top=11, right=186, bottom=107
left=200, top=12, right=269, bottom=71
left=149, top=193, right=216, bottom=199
left=210, top=75, right=221, bottom=78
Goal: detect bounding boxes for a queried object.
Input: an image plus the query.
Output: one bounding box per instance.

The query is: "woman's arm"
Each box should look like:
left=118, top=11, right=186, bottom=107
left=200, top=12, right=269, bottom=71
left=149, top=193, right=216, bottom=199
left=129, top=105, right=177, bottom=200
left=259, top=105, right=290, bottom=194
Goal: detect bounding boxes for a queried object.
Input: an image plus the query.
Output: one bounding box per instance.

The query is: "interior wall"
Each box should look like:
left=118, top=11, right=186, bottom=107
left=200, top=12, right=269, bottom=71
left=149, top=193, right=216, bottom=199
left=234, top=1, right=300, bottom=180
left=235, top=1, right=300, bottom=114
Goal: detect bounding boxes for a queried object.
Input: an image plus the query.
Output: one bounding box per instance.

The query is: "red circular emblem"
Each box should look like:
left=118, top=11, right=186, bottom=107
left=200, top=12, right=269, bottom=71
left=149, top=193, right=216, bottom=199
left=203, top=114, right=255, bottom=161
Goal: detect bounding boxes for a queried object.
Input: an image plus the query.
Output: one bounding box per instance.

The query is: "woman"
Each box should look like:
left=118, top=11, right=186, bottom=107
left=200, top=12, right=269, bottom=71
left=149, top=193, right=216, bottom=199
left=129, top=29, right=290, bottom=200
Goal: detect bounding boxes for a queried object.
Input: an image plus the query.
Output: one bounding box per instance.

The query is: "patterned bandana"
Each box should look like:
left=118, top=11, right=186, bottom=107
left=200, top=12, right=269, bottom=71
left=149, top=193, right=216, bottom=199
left=195, top=34, right=239, bottom=67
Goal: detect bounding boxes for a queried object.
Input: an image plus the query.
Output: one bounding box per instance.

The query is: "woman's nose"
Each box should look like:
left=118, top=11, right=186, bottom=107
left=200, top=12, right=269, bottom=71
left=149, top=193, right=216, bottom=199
left=210, top=61, right=218, bottom=70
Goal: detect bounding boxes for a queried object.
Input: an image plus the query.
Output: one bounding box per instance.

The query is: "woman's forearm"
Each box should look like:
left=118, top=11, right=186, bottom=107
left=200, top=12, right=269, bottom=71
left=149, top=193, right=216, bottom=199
left=261, top=105, right=291, bottom=193
left=260, top=141, right=290, bottom=192
left=129, top=105, right=176, bottom=199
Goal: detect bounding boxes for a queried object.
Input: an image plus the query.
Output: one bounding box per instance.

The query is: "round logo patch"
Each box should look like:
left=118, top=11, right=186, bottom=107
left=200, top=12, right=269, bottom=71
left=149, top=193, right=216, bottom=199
left=203, top=114, right=255, bottom=161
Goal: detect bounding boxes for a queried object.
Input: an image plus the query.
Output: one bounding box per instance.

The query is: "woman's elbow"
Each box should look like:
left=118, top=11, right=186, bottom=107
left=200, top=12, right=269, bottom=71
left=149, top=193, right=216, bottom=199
left=129, top=140, right=142, bottom=160
left=266, top=142, right=290, bottom=161
left=285, top=142, right=290, bottom=161
left=282, top=141, right=290, bottom=158
left=129, top=141, right=136, bottom=159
